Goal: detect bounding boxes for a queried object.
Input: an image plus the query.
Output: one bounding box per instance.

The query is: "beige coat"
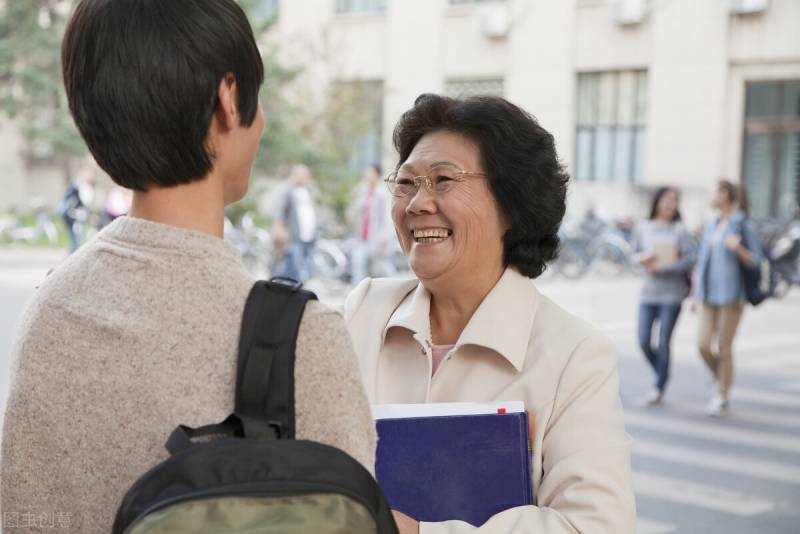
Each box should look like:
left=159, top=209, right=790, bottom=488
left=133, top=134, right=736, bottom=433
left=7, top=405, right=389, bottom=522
left=344, top=267, right=636, bottom=533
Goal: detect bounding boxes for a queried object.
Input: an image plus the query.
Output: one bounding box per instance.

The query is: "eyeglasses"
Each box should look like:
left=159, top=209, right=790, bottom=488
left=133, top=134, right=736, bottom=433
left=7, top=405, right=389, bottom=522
left=384, top=165, right=487, bottom=198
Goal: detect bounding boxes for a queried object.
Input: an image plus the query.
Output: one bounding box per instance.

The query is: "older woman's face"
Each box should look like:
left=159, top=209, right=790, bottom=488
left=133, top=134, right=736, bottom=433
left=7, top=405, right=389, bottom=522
left=391, top=130, right=508, bottom=283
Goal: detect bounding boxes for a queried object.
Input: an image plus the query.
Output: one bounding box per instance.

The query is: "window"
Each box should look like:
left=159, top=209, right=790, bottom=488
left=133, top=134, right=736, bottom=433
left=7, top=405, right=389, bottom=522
left=444, top=78, right=505, bottom=98
left=742, top=80, right=800, bottom=218
left=335, top=0, right=386, bottom=14
left=575, top=70, right=647, bottom=184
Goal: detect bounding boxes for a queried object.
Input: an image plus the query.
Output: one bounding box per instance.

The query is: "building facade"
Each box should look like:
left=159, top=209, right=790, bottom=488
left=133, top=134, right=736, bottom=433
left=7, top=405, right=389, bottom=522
left=272, top=0, right=800, bottom=227
left=1, top=0, right=797, bottom=227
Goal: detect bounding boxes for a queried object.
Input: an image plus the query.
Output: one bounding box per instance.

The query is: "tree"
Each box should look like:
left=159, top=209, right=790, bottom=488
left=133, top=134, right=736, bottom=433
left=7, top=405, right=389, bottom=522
left=0, top=0, right=86, bottom=183
left=0, top=0, right=374, bottom=224
left=241, top=0, right=377, bottom=224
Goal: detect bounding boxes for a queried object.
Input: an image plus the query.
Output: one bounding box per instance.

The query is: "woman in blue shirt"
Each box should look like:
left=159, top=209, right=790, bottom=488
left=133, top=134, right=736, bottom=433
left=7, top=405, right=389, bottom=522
left=694, top=180, right=762, bottom=416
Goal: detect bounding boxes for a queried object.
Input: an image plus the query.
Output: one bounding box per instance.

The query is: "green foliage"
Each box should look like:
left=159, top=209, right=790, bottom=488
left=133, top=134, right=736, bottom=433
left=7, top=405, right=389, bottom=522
left=0, top=0, right=374, bottom=223
left=0, top=0, right=86, bottom=178
left=312, top=81, right=382, bottom=221
left=239, top=0, right=378, bottom=222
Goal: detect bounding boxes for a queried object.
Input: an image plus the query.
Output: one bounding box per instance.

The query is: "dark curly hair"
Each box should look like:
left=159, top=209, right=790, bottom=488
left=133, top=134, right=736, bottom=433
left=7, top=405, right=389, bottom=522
left=392, top=93, right=569, bottom=278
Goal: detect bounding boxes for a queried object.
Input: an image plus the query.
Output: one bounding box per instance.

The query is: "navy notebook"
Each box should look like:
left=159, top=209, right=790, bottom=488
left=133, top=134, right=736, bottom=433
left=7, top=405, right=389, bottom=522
left=374, top=402, right=533, bottom=527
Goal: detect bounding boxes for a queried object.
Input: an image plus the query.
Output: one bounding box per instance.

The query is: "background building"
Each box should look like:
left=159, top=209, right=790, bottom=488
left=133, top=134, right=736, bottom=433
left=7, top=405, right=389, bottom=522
left=271, top=0, right=800, bottom=227
left=1, top=0, right=798, bottom=228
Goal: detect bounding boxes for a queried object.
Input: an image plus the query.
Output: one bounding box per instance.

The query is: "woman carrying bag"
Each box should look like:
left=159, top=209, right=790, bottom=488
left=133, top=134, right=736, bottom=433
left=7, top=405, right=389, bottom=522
left=694, top=180, right=763, bottom=416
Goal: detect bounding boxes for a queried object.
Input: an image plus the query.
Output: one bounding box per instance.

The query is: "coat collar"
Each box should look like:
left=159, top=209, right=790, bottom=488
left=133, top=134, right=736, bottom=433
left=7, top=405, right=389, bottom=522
left=382, top=267, right=539, bottom=372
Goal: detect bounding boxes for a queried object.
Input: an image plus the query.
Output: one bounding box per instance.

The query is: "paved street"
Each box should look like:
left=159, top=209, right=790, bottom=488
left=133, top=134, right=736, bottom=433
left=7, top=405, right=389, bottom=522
left=1, top=247, right=799, bottom=533
left=539, top=274, right=800, bottom=534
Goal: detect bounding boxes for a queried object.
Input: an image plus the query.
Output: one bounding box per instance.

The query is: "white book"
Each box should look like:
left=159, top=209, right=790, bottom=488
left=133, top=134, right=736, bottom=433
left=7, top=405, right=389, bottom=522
left=371, top=401, right=525, bottom=420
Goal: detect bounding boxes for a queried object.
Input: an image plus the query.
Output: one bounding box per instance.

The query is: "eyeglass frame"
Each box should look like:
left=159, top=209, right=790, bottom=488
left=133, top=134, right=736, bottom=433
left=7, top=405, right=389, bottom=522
left=384, top=165, right=487, bottom=198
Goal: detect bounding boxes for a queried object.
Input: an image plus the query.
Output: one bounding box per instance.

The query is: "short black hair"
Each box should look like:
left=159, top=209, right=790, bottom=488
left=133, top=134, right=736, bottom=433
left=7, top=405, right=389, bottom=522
left=62, top=0, right=264, bottom=191
left=392, top=94, right=569, bottom=278
left=649, top=186, right=682, bottom=222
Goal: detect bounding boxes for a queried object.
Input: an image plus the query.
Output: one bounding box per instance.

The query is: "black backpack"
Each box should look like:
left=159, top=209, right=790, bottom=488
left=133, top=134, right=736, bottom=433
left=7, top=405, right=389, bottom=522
left=113, top=279, right=398, bottom=534
left=732, top=218, right=775, bottom=306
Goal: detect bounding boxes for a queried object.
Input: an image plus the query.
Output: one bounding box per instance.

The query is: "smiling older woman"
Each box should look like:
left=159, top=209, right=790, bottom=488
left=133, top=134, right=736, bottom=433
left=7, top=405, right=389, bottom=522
left=344, top=94, right=635, bottom=534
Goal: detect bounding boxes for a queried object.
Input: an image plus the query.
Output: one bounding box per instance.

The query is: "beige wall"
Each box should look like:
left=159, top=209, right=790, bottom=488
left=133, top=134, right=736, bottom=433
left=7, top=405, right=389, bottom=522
left=645, top=0, right=730, bottom=193
left=0, top=121, right=26, bottom=212
left=269, top=0, right=798, bottom=228
left=507, top=0, right=575, bottom=168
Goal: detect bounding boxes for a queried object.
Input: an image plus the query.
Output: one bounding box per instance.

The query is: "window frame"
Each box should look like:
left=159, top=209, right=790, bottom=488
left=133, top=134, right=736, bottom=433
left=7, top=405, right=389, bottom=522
left=741, top=79, right=800, bottom=218
left=334, top=0, right=387, bottom=15
left=574, top=69, right=648, bottom=185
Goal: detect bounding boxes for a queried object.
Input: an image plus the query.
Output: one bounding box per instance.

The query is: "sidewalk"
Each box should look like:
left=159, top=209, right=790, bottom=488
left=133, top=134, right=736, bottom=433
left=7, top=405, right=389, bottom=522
left=0, top=246, right=66, bottom=268
left=1, top=247, right=799, bottom=532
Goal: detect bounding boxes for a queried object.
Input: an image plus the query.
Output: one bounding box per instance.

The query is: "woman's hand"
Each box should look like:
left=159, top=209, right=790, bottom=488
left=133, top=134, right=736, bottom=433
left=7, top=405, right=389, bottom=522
left=725, top=233, right=742, bottom=251
left=392, top=510, right=420, bottom=534
left=637, top=252, right=659, bottom=274
left=725, top=233, right=754, bottom=264
left=636, top=252, right=656, bottom=266
left=271, top=220, right=289, bottom=249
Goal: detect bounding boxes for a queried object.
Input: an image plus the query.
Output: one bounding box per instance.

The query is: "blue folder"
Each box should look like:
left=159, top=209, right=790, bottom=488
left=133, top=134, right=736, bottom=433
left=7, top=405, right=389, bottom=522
left=375, top=411, right=533, bottom=527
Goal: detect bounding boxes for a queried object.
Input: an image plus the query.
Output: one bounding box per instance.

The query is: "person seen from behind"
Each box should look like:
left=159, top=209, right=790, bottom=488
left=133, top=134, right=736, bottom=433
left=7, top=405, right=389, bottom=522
left=694, top=179, right=763, bottom=416
left=272, top=164, right=318, bottom=283
left=632, top=186, right=696, bottom=405
left=58, top=162, right=95, bottom=253
left=0, top=1, right=376, bottom=532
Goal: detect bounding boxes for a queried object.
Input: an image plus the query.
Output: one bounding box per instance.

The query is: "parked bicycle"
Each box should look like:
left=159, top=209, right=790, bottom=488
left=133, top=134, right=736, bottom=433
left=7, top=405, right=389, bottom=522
left=224, top=213, right=273, bottom=280
left=0, top=201, right=60, bottom=246
left=551, top=215, right=638, bottom=279
left=754, top=218, right=800, bottom=298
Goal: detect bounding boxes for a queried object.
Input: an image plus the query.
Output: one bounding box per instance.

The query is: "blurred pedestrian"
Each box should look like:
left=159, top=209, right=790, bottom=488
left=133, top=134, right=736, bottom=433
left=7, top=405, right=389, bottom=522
left=271, top=164, right=317, bottom=283
left=350, top=164, right=397, bottom=284
left=99, top=185, right=132, bottom=228
left=58, top=163, right=95, bottom=252
left=632, top=187, right=696, bottom=405
left=694, top=180, right=763, bottom=416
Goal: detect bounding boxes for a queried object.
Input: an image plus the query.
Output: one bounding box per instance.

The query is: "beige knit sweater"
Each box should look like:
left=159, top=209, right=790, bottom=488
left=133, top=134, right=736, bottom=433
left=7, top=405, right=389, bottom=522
left=0, top=216, right=376, bottom=533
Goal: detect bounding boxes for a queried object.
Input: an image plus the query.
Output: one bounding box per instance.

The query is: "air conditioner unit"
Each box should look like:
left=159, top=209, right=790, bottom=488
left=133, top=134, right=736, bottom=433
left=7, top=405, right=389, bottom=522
left=481, top=6, right=510, bottom=39
left=725, top=0, right=769, bottom=15
left=612, top=0, right=648, bottom=25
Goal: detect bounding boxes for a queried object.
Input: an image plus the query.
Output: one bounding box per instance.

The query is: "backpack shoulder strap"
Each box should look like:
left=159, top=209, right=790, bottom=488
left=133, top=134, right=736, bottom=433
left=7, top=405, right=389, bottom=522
left=235, top=278, right=317, bottom=440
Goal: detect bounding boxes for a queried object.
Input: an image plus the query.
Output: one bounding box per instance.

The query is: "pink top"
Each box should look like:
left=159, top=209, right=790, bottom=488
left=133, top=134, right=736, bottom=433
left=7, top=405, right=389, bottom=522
left=431, top=344, right=456, bottom=376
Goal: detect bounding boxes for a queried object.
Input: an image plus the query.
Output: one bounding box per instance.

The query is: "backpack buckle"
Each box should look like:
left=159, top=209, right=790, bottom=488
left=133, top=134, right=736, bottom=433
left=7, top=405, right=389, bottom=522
left=269, top=276, right=302, bottom=292
left=267, top=420, right=286, bottom=439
